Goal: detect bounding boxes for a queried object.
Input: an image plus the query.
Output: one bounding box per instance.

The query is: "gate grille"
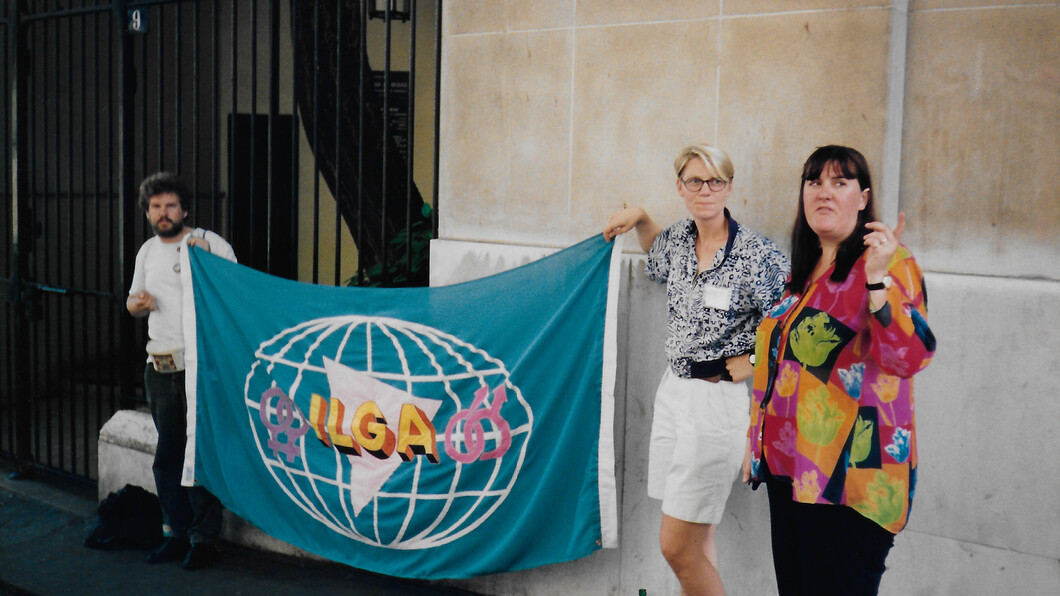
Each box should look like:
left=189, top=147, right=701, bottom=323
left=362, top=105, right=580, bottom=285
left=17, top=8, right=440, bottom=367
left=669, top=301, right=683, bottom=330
left=1, top=0, right=440, bottom=482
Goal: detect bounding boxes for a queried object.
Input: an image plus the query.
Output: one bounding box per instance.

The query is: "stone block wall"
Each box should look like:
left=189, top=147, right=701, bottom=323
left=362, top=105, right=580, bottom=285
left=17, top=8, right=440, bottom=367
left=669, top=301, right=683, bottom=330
left=434, top=1, right=1060, bottom=594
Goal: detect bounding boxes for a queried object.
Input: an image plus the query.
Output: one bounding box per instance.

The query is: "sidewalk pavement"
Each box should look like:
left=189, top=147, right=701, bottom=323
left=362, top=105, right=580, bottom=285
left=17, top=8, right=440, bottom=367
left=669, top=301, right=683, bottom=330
left=0, top=460, right=481, bottom=596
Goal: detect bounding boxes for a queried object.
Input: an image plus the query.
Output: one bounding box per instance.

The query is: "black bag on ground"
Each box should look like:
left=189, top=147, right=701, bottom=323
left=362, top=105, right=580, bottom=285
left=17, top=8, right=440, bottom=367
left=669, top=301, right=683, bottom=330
left=84, top=484, right=164, bottom=550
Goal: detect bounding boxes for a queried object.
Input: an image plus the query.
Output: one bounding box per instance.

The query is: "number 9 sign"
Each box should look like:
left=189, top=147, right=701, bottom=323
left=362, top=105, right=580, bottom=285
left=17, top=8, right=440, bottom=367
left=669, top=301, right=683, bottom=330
left=127, top=9, right=148, bottom=34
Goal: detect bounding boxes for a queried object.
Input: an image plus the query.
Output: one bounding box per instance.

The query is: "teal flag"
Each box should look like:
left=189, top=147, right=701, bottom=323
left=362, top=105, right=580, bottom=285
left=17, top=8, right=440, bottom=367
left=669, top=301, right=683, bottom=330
left=179, top=236, right=621, bottom=579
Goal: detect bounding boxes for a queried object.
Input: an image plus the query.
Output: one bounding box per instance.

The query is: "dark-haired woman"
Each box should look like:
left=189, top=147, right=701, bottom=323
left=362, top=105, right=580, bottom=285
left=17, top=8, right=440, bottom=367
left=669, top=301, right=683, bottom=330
left=743, top=145, right=936, bottom=595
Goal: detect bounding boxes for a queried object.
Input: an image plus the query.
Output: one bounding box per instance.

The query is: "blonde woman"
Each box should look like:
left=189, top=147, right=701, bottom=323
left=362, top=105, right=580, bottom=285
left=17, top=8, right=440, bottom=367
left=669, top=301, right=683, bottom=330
left=604, top=145, right=789, bottom=595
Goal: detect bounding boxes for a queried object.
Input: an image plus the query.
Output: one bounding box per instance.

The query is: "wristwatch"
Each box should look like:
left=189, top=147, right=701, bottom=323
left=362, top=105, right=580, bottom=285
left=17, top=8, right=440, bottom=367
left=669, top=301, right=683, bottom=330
left=865, top=275, right=892, bottom=291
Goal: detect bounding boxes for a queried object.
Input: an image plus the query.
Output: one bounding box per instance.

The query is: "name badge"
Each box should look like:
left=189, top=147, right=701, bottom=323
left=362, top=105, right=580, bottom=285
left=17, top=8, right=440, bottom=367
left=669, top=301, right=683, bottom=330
left=702, top=284, right=732, bottom=311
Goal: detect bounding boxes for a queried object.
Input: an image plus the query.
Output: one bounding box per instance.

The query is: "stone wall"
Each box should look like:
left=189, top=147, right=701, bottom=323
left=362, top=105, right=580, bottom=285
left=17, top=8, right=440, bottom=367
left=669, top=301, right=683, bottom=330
left=434, top=1, right=1060, bottom=594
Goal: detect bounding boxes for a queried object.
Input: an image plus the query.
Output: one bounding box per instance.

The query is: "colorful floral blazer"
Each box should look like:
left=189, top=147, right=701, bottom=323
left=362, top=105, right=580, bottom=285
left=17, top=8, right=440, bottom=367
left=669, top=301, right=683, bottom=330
left=748, top=245, right=936, bottom=533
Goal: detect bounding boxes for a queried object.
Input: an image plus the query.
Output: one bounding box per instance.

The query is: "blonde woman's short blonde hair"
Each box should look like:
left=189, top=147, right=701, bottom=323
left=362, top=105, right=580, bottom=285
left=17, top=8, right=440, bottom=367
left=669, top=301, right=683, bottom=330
left=673, top=145, right=735, bottom=181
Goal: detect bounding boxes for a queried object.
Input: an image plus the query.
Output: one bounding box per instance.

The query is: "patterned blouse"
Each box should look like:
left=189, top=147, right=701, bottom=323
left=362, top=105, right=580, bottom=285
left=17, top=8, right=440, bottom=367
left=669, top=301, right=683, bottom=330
left=748, top=245, right=936, bottom=533
left=646, top=214, right=789, bottom=378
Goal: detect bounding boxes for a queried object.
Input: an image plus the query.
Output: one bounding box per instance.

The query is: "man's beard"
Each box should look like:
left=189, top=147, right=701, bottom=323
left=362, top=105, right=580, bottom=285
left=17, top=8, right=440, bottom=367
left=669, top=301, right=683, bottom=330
left=153, top=218, right=185, bottom=238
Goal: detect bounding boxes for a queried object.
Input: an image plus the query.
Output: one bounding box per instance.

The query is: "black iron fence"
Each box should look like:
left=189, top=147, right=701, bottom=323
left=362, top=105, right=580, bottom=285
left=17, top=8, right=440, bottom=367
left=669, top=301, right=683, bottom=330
left=0, top=0, right=440, bottom=483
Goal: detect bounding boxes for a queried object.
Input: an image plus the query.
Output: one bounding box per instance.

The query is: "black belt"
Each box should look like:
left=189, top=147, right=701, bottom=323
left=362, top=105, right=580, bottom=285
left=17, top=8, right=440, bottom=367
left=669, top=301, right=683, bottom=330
left=689, top=358, right=732, bottom=382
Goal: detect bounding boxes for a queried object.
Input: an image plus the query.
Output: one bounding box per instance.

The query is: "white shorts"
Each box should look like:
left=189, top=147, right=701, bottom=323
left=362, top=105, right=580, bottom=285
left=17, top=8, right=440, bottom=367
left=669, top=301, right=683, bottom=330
left=647, top=367, right=750, bottom=524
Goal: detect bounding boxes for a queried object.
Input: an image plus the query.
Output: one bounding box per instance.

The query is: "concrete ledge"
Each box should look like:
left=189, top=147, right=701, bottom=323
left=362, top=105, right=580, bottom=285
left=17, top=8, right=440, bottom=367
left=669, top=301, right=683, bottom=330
left=97, top=410, right=157, bottom=501
left=97, top=409, right=325, bottom=563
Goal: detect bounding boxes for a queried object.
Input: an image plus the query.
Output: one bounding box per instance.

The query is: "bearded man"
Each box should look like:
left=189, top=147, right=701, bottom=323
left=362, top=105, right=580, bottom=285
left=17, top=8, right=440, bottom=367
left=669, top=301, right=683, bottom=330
left=126, top=172, right=236, bottom=570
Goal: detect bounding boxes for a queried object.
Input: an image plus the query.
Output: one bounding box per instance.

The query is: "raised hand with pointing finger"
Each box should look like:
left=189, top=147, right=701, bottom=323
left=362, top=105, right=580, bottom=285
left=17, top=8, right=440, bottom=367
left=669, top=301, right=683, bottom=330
left=863, top=211, right=906, bottom=285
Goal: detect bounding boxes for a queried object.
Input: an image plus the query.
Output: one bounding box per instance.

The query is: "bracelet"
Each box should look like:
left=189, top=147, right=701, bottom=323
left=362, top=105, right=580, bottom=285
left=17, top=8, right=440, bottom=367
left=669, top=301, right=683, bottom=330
left=865, top=275, right=892, bottom=291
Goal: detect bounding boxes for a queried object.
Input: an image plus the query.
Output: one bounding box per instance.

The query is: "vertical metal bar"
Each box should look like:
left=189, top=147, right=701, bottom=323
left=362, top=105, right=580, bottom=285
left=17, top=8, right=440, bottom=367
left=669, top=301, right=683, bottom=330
left=24, top=0, right=33, bottom=468
left=32, top=6, right=44, bottom=467
left=192, top=2, right=199, bottom=221
left=9, top=0, right=34, bottom=476
left=28, top=4, right=41, bottom=467
left=82, top=8, right=96, bottom=478
left=175, top=3, right=183, bottom=178
left=138, top=9, right=146, bottom=180
left=156, top=5, right=164, bottom=172
left=334, top=0, right=343, bottom=286
left=46, top=11, right=58, bottom=468
left=62, top=8, right=74, bottom=473
left=353, top=0, right=363, bottom=285
left=228, top=0, right=237, bottom=235
left=108, top=6, right=123, bottom=411
left=211, top=1, right=219, bottom=227
left=118, top=0, right=141, bottom=411
left=431, top=0, right=441, bottom=239
left=268, top=0, right=280, bottom=271
left=1, top=6, right=10, bottom=457
left=249, top=0, right=258, bottom=263
left=1, top=4, right=10, bottom=456
left=38, top=11, right=48, bottom=467
left=380, top=2, right=392, bottom=285
left=101, top=5, right=111, bottom=411
left=45, top=6, right=54, bottom=466
left=310, top=0, right=320, bottom=283
left=108, top=7, right=118, bottom=410
left=283, top=0, right=298, bottom=278
left=92, top=7, right=105, bottom=469
left=405, top=1, right=416, bottom=282
left=78, top=9, right=89, bottom=476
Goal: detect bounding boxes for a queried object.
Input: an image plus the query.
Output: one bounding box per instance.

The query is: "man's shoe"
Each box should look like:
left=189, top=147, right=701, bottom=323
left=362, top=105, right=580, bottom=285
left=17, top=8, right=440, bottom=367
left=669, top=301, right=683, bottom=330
left=145, top=537, right=190, bottom=564
left=182, top=543, right=215, bottom=571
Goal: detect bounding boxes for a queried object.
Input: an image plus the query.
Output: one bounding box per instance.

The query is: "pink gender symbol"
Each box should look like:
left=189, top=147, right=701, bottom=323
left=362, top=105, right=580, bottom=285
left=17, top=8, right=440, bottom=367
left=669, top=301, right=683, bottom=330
left=259, top=387, right=311, bottom=463
left=444, top=384, right=512, bottom=464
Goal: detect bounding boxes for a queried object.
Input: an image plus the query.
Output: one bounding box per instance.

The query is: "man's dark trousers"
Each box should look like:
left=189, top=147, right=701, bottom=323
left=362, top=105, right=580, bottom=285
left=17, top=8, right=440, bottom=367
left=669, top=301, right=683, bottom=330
left=144, top=366, right=222, bottom=544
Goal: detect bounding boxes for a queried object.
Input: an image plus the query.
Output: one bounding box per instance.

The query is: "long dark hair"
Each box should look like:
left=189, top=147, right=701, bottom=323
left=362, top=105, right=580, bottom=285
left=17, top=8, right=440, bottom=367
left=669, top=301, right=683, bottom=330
left=787, top=145, right=876, bottom=294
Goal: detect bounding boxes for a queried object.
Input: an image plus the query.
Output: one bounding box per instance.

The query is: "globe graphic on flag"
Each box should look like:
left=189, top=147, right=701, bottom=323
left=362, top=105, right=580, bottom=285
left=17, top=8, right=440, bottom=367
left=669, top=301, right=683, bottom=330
left=244, top=315, right=533, bottom=549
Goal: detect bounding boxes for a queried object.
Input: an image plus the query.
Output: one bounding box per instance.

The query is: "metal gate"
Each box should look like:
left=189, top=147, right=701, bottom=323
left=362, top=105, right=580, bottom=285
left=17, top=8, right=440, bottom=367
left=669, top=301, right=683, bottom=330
left=0, top=0, right=440, bottom=483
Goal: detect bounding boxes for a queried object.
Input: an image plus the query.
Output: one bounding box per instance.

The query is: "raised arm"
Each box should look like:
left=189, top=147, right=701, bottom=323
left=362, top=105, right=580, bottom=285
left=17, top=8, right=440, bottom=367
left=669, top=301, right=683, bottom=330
left=602, top=206, right=662, bottom=253
left=866, top=251, right=935, bottom=378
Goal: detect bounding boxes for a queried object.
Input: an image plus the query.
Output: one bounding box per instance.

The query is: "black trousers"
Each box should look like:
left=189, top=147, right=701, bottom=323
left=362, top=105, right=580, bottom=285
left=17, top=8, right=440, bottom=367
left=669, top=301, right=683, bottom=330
left=765, top=475, right=894, bottom=596
left=144, top=365, right=223, bottom=544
